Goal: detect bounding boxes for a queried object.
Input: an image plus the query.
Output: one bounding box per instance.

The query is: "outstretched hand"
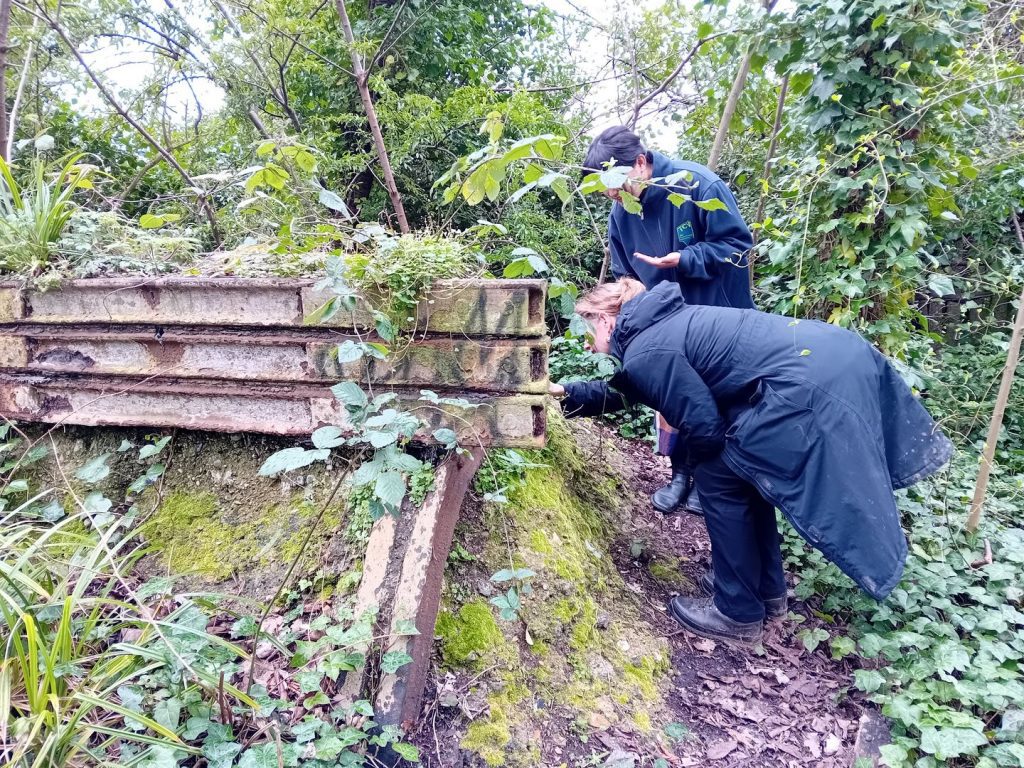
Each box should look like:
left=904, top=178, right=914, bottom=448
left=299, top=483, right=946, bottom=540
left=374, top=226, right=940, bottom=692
left=548, top=382, right=565, bottom=398
left=634, top=251, right=680, bottom=269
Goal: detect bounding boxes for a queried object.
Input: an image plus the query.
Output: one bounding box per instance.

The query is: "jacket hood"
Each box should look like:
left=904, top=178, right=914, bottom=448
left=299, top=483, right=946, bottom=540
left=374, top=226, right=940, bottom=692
left=610, top=281, right=686, bottom=358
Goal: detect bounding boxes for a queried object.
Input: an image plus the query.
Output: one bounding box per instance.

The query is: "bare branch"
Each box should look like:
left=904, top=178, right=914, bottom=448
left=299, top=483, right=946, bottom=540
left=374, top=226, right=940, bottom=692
left=335, top=0, right=410, bottom=233
left=0, top=0, right=13, bottom=161
left=38, top=2, right=222, bottom=243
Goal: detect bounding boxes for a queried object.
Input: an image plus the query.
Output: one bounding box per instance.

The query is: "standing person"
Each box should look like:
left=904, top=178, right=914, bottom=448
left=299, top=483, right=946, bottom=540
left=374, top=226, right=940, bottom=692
left=583, top=125, right=754, bottom=516
left=549, top=279, right=952, bottom=645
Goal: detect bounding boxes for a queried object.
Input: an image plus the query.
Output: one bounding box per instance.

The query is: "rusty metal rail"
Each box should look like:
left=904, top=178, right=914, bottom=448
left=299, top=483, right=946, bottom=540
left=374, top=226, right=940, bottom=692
left=0, top=277, right=549, bottom=446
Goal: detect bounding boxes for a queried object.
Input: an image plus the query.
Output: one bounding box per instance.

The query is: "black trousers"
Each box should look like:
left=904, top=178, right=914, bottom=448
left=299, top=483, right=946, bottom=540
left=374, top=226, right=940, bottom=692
left=694, top=454, right=787, bottom=623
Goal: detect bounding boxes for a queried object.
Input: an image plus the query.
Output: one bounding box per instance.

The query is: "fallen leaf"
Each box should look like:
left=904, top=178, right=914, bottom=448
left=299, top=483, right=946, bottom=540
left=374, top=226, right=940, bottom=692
left=706, top=739, right=738, bottom=760
left=824, top=733, right=842, bottom=755
left=693, top=637, right=717, bottom=653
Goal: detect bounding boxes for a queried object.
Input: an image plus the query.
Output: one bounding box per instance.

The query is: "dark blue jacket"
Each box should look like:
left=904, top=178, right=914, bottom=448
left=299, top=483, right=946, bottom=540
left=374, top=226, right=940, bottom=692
left=609, top=152, right=754, bottom=309
left=562, top=282, right=953, bottom=600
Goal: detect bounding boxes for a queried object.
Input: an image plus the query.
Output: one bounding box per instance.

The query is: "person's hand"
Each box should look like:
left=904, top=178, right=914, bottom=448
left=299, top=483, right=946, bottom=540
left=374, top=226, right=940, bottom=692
left=548, top=382, right=565, bottom=398
left=634, top=251, right=680, bottom=269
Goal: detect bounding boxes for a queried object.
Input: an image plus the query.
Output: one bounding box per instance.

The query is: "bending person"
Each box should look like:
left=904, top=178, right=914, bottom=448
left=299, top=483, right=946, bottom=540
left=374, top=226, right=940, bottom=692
left=584, top=126, right=754, bottom=516
left=550, top=278, right=952, bottom=646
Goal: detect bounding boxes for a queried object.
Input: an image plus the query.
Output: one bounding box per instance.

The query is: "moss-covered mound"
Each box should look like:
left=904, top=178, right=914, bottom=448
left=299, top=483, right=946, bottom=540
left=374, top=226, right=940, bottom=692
left=14, top=426, right=365, bottom=600
left=435, top=413, right=673, bottom=767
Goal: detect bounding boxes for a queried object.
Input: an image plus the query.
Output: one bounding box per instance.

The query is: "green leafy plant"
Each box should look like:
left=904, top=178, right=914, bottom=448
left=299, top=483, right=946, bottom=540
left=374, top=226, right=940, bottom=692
left=488, top=567, right=537, bottom=621
left=0, top=152, right=97, bottom=275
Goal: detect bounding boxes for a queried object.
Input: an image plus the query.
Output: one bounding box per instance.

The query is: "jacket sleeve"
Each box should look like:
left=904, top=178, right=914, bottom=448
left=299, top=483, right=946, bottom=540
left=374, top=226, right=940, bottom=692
left=676, top=180, right=753, bottom=282
left=560, top=380, right=628, bottom=418
left=608, top=215, right=637, bottom=281
left=620, top=348, right=725, bottom=461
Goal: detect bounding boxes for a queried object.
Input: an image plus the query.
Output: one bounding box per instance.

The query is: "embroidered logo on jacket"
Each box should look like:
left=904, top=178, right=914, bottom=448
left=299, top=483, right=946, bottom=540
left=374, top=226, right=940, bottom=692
left=676, top=221, right=694, bottom=245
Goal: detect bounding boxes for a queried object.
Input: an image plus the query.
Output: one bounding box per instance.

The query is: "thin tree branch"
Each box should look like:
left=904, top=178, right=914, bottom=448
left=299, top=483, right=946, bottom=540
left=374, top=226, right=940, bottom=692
left=39, top=3, right=222, bottom=244
left=335, top=0, right=410, bottom=233
left=0, top=0, right=13, bottom=161
left=211, top=0, right=303, bottom=132
left=967, top=209, right=1024, bottom=531
left=629, top=31, right=730, bottom=127
left=5, top=17, right=35, bottom=160
left=749, top=73, right=789, bottom=289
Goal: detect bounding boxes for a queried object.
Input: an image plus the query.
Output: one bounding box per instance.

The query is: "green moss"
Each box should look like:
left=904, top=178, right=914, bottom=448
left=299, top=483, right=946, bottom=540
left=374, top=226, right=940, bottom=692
left=435, top=600, right=511, bottom=669
left=528, top=529, right=553, bottom=555
left=568, top=597, right=598, bottom=656
left=144, top=491, right=344, bottom=581
left=623, top=655, right=670, bottom=702
left=632, top=710, right=653, bottom=733
left=461, top=683, right=531, bottom=767
left=648, top=557, right=692, bottom=590
left=144, top=492, right=244, bottom=579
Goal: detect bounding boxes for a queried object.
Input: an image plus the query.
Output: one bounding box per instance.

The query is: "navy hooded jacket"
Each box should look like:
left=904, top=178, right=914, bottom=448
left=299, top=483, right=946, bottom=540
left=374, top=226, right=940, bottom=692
left=561, top=282, right=953, bottom=600
left=609, top=152, right=754, bottom=309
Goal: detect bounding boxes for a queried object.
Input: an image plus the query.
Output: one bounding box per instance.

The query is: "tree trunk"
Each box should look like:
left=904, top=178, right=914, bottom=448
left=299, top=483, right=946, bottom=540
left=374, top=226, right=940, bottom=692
left=707, top=52, right=751, bottom=172
left=334, top=0, right=410, bottom=233
left=707, top=0, right=776, bottom=172
left=967, top=210, right=1024, bottom=531
left=748, top=74, right=789, bottom=290
left=0, top=0, right=12, bottom=162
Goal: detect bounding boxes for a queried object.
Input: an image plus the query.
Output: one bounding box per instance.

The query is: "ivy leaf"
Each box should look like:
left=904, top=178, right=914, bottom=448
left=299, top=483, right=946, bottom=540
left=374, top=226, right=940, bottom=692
left=203, top=742, right=242, bottom=768
left=75, top=453, right=111, bottom=484
left=381, top=651, right=414, bottom=674
left=918, top=727, right=989, bottom=760
left=83, top=492, right=113, bottom=526
left=139, top=436, right=172, bottom=459
left=392, top=742, right=421, bottom=762
left=258, top=447, right=330, bottom=476
left=38, top=499, right=65, bottom=522
left=664, top=722, right=690, bottom=743
left=303, top=691, right=330, bottom=708
left=830, top=635, right=857, bottom=659
left=238, top=744, right=279, bottom=768
left=153, top=697, right=181, bottom=731
left=137, top=746, right=182, bottom=768
left=394, top=619, right=420, bottom=636
left=799, top=627, right=829, bottom=652
left=853, top=668, right=886, bottom=694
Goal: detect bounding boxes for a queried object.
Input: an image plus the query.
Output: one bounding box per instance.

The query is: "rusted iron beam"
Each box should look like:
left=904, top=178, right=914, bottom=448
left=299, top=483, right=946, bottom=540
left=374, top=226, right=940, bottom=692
left=0, top=278, right=547, bottom=336
left=373, top=446, right=486, bottom=728
left=0, top=326, right=549, bottom=393
left=0, top=372, right=546, bottom=447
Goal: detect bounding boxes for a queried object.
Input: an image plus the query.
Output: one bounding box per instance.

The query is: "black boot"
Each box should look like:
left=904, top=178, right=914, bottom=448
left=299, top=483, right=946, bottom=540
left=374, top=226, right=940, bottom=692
left=698, top=569, right=788, bottom=620
left=652, top=470, right=690, bottom=514
left=668, top=595, right=763, bottom=646
left=682, top=485, right=704, bottom=516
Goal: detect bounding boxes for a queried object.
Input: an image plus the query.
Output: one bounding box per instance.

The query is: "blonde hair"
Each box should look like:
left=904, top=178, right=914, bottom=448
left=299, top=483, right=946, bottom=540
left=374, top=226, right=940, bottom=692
left=575, top=277, right=646, bottom=319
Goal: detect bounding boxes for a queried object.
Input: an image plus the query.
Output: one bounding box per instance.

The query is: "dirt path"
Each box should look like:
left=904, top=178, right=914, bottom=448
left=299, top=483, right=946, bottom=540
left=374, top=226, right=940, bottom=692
left=597, top=425, right=868, bottom=767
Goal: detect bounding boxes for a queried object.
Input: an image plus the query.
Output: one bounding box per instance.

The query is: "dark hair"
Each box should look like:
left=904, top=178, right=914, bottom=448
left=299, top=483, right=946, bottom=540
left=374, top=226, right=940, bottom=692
left=582, top=126, right=653, bottom=177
